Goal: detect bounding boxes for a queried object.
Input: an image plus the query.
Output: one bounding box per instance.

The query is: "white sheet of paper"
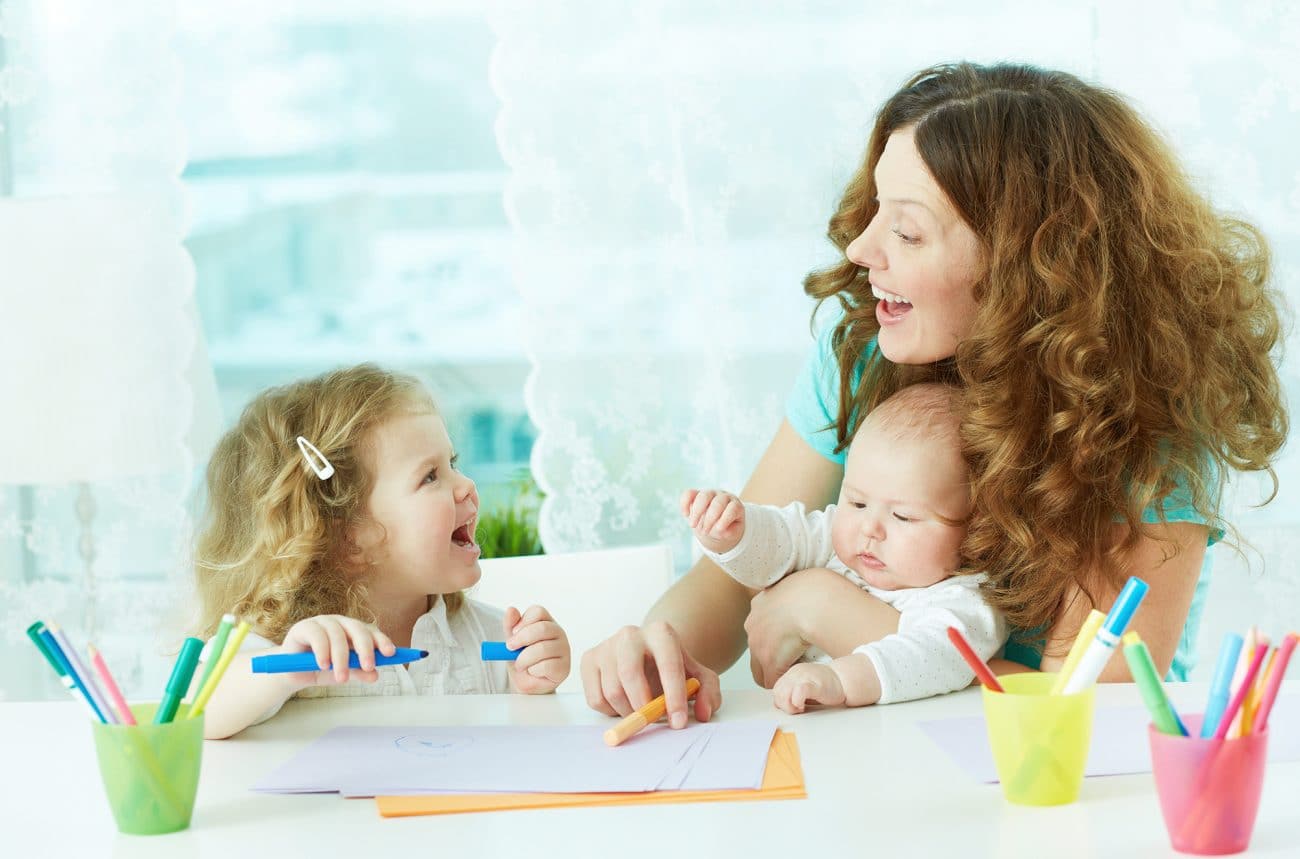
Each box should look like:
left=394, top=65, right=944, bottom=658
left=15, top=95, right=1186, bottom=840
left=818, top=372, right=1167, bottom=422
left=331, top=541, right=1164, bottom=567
left=917, top=695, right=1300, bottom=783
left=253, top=720, right=777, bottom=797
left=677, top=718, right=778, bottom=790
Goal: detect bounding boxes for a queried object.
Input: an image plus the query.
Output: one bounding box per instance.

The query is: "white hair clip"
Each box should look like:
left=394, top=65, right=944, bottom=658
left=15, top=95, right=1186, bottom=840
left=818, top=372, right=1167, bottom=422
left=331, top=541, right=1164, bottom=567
left=296, top=436, right=335, bottom=480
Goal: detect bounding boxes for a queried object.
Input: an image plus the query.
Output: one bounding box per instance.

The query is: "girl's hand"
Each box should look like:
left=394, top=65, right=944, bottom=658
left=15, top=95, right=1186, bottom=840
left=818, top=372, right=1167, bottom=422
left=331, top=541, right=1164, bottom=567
left=503, top=605, right=571, bottom=694
left=579, top=621, right=722, bottom=728
left=279, top=614, right=397, bottom=688
left=680, top=489, right=746, bottom=555
left=773, top=662, right=845, bottom=714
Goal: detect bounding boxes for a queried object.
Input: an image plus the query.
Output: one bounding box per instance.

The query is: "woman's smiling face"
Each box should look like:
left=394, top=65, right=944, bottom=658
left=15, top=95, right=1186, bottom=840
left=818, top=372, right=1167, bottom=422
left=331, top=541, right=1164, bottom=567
left=845, top=128, right=984, bottom=365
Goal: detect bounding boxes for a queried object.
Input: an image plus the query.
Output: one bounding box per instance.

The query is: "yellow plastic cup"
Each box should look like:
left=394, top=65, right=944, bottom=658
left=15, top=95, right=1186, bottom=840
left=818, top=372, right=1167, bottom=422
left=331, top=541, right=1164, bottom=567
left=982, top=672, right=1095, bottom=805
left=90, top=703, right=203, bottom=835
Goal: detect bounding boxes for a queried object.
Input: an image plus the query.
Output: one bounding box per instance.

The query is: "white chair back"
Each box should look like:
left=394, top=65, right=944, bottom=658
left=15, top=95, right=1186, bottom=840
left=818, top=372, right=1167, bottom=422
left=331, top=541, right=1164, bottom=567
left=471, top=544, right=675, bottom=694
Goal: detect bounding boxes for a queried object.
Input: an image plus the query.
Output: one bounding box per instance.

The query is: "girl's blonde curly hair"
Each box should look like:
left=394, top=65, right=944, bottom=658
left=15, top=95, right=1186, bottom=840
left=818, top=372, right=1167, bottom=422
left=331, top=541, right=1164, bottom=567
left=193, top=364, right=462, bottom=643
left=805, top=63, right=1288, bottom=640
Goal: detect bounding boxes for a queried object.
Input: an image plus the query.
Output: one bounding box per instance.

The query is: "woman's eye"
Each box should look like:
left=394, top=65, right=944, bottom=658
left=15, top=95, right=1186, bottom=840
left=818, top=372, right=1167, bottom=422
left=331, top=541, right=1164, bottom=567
left=891, top=226, right=920, bottom=245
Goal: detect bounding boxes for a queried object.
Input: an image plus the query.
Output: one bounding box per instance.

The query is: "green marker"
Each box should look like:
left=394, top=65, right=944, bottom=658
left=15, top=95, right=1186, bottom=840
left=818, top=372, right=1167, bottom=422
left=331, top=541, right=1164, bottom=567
left=195, top=613, right=236, bottom=698
left=27, top=621, right=103, bottom=721
left=155, top=637, right=204, bottom=724
left=26, top=621, right=67, bottom=678
left=1122, top=631, right=1188, bottom=736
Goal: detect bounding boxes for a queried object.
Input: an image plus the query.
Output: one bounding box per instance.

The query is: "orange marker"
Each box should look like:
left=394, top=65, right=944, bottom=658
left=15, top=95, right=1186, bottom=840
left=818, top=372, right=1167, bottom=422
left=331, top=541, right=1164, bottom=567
left=604, top=677, right=701, bottom=747
left=1242, top=644, right=1274, bottom=732
left=1227, top=626, right=1258, bottom=738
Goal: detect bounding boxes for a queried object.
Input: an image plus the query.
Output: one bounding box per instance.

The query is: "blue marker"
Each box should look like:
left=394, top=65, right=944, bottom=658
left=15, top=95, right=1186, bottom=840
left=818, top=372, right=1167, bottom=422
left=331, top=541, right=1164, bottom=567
left=38, top=627, right=107, bottom=723
left=1061, top=576, right=1149, bottom=695
left=1200, top=631, right=1244, bottom=738
left=480, top=641, right=522, bottom=661
left=250, top=647, right=428, bottom=673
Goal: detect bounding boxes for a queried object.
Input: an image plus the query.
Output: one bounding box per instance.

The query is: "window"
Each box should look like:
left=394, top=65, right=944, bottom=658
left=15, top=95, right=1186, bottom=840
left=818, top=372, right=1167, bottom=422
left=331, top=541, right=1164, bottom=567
left=179, top=2, right=534, bottom=500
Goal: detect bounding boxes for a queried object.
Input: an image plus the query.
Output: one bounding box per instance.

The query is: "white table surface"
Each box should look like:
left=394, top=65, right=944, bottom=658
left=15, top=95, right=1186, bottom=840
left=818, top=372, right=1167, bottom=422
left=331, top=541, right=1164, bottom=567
left=2, top=683, right=1295, bottom=859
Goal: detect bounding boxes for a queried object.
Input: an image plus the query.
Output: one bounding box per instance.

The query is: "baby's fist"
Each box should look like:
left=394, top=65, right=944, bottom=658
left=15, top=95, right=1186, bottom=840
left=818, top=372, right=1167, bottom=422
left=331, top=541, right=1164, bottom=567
left=680, top=489, right=745, bottom=554
left=773, top=663, right=845, bottom=714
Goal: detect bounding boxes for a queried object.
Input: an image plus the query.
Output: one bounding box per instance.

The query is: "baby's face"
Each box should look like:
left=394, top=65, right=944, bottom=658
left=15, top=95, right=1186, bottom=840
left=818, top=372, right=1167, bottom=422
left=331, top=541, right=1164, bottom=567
left=830, top=420, right=970, bottom=591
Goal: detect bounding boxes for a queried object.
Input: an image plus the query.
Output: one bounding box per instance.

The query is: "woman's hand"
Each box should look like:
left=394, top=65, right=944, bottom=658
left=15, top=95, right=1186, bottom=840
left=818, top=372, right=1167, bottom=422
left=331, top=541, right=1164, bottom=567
left=745, top=567, right=901, bottom=688
left=279, top=614, right=397, bottom=688
left=504, top=605, right=570, bottom=694
left=580, top=621, right=722, bottom=728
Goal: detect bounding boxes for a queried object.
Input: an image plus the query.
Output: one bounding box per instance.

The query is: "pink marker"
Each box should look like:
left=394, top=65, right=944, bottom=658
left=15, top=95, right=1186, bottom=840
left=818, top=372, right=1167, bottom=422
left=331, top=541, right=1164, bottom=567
left=88, top=645, right=137, bottom=726
left=1213, top=643, right=1269, bottom=741
left=1252, top=632, right=1297, bottom=733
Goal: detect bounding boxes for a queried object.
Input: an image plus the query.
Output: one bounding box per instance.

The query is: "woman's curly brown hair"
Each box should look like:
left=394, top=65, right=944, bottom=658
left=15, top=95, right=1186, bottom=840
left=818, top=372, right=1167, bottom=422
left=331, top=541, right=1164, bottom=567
left=804, top=62, right=1287, bottom=637
left=193, top=364, right=462, bottom=643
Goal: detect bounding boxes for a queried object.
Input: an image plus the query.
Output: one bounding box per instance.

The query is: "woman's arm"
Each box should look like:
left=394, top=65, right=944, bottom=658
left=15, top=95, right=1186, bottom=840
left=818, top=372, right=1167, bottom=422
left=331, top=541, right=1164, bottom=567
left=744, top=567, right=902, bottom=687
left=1001, top=521, right=1208, bottom=681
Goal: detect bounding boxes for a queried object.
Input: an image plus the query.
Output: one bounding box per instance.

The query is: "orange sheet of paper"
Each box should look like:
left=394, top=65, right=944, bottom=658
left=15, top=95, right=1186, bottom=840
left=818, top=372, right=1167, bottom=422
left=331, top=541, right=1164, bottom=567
left=375, top=729, right=805, bottom=817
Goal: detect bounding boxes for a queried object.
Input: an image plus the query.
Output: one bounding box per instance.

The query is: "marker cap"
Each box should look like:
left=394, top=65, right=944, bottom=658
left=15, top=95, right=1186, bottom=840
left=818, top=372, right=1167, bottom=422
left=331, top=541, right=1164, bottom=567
left=1102, top=577, right=1148, bottom=638
left=165, top=638, right=204, bottom=697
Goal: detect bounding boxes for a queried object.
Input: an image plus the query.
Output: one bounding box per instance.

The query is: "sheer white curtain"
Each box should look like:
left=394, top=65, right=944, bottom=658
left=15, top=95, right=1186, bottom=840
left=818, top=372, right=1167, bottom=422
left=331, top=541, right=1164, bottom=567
left=0, top=0, right=216, bottom=701
left=491, top=1, right=1300, bottom=672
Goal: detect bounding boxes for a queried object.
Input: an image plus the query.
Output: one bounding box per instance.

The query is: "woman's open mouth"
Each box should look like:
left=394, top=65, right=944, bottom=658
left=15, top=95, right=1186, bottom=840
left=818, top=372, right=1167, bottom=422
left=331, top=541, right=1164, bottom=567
left=872, top=285, right=913, bottom=326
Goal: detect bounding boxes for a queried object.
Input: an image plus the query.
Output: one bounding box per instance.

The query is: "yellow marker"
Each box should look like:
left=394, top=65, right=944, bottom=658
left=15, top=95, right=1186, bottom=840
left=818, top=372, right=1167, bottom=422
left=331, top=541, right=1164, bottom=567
left=604, top=677, right=701, bottom=747
left=187, top=620, right=250, bottom=718
left=1242, top=644, right=1275, bottom=735
left=1051, top=609, right=1105, bottom=695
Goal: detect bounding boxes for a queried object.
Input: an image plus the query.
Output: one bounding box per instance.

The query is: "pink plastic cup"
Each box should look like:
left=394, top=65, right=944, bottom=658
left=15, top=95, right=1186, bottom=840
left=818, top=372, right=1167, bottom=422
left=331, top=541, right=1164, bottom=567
left=1148, top=715, right=1268, bottom=856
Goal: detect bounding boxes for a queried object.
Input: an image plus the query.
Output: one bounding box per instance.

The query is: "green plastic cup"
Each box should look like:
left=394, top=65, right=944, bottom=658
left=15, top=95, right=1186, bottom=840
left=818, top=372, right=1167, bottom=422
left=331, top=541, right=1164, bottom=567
left=91, top=703, right=203, bottom=835
left=982, top=672, right=1095, bottom=805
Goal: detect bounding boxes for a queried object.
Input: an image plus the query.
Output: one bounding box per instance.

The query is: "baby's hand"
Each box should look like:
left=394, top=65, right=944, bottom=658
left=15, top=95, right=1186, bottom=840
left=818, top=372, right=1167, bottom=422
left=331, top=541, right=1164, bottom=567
left=504, top=605, right=570, bottom=694
left=773, top=662, right=846, bottom=714
left=680, top=488, right=746, bottom=554
left=279, top=614, right=397, bottom=688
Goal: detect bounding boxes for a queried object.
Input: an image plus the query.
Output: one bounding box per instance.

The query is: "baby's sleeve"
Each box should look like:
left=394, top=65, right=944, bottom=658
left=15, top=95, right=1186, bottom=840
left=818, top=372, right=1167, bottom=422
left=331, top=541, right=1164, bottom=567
left=703, top=501, right=837, bottom=589
left=852, top=576, right=1007, bottom=705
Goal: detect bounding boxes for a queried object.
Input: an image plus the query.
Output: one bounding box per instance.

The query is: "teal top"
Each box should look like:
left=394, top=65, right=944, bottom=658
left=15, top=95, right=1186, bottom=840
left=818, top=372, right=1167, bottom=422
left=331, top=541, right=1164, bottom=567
left=784, top=321, right=1220, bottom=680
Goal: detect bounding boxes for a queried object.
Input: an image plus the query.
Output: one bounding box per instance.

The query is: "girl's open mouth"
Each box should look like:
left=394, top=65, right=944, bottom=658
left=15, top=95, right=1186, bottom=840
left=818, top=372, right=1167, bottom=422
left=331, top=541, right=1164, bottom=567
left=451, top=521, right=476, bottom=548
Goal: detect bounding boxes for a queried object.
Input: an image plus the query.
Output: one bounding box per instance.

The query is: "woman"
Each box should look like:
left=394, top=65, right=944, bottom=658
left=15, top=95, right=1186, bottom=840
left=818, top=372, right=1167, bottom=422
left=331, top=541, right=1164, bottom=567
left=580, top=62, right=1287, bottom=728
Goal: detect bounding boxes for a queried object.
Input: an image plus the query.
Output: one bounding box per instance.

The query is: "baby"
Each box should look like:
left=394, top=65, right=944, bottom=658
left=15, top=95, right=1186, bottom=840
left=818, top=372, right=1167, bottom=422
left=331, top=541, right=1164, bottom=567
left=682, top=382, right=1005, bottom=713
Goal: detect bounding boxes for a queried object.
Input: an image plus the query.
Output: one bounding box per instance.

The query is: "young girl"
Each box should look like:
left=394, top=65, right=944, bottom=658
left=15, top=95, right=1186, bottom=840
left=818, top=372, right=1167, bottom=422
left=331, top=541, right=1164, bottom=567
left=191, top=363, right=569, bottom=739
